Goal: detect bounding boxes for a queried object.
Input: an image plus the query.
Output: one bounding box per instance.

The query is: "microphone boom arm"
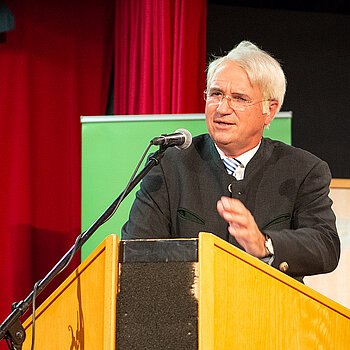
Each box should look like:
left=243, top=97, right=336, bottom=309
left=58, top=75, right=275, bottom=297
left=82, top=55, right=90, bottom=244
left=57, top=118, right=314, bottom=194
left=0, top=146, right=167, bottom=349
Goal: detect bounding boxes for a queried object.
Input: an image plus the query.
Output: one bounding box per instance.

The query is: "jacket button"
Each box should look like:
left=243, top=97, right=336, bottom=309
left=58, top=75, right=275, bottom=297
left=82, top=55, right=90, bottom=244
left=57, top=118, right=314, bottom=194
left=228, top=184, right=232, bottom=193
left=279, top=262, right=289, bottom=272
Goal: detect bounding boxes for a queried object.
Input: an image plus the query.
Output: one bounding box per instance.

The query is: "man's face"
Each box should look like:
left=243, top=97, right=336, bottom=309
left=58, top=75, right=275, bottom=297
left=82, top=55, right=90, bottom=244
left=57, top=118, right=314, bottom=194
left=205, top=61, right=275, bottom=157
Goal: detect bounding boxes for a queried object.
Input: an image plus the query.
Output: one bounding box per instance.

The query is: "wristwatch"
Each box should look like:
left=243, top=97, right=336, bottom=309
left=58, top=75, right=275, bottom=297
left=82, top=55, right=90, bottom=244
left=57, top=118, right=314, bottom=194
left=265, top=236, right=274, bottom=256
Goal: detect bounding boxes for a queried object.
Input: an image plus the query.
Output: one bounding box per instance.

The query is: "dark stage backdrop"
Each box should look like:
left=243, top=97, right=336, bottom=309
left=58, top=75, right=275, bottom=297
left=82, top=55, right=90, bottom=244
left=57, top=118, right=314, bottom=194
left=207, top=4, right=350, bottom=178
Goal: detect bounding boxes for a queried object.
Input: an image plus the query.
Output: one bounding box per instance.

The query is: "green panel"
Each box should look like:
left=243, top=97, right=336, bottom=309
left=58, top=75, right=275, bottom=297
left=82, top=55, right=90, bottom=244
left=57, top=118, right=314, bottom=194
left=263, top=116, right=292, bottom=145
left=81, top=113, right=291, bottom=260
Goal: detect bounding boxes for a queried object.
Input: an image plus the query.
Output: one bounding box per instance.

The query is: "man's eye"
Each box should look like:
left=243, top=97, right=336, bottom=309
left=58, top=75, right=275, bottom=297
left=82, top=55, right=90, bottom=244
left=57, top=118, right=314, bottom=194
left=209, top=91, right=222, bottom=97
left=233, top=96, right=249, bottom=103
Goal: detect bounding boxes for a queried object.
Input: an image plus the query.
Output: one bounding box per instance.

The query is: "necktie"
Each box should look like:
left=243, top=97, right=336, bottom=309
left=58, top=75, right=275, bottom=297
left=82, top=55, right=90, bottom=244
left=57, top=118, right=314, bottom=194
left=223, top=157, right=242, bottom=176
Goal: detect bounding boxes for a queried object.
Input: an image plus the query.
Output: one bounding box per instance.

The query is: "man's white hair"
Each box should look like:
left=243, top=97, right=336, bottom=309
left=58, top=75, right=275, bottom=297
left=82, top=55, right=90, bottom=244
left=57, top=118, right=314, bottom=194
left=207, top=41, right=287, bottom=113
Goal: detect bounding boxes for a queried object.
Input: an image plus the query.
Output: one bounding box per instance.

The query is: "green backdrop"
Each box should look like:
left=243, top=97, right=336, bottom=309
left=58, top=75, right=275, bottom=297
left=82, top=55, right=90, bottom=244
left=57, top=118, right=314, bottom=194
left=81, top=112, right=292, bottom=260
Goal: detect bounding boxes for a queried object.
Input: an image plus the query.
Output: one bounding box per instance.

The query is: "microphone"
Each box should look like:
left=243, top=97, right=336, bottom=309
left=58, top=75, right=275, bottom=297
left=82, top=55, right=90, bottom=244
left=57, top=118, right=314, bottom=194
left=151, top=129, right=192, bottom=150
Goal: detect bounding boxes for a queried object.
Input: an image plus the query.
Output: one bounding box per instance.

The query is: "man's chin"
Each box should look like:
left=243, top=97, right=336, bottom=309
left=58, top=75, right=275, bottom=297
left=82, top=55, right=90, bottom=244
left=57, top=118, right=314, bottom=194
left=212, top=134, right=236, bottom=147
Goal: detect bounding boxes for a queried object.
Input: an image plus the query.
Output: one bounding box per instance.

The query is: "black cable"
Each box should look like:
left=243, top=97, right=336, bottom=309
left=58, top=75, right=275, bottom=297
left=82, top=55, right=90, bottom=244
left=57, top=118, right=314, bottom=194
left=101, top=143, right=152, bottom=224
left=57, top=142, right=152, bottom=276
left=30, top=280, right=40, bottom=350
left=5, top=337, right=12, bottom=349
left=26, top=141, right=153, bottom=350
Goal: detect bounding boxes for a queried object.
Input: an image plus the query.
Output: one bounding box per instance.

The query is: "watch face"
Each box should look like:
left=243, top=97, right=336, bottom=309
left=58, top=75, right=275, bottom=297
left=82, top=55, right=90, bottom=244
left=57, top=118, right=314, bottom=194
left=265, top=238, right=274, bottom=255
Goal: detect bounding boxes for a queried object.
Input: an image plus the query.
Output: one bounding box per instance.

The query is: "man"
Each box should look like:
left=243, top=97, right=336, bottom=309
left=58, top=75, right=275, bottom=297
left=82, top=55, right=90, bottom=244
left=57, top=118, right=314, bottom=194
left=122, top=41, right=340, bottom=282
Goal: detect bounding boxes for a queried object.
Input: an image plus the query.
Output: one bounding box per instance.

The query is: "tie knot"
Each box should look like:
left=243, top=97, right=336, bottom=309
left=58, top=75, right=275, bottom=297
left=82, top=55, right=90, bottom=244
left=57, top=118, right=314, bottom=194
left=223, top=157, right=243, bottom=175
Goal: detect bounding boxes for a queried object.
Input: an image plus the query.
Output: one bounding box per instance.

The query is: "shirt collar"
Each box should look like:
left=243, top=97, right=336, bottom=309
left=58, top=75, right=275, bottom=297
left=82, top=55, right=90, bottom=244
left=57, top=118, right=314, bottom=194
left=215, top=141, right=261, bottom=168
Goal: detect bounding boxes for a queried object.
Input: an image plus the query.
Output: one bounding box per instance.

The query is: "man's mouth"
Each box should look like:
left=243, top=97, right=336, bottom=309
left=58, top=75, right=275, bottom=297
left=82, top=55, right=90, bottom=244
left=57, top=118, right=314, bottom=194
left=215, top=120, right=234, bottom=126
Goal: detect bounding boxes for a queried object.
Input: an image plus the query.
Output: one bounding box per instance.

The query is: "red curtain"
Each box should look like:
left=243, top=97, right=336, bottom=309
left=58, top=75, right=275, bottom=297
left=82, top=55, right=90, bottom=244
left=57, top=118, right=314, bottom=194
left=0, top=0, right=114, bottom=342
left=0, top=0, right=206, bottom=346
left=115, top=0, right=207, bottom=114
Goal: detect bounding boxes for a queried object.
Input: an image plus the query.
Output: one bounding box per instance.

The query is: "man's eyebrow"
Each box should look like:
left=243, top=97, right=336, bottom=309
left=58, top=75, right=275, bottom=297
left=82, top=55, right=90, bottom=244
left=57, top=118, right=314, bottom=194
left=209, top=87, right=251, bottom=100
left=208, top=86, right=223, bottom=91
left=230, top=92, right=251, bottom=100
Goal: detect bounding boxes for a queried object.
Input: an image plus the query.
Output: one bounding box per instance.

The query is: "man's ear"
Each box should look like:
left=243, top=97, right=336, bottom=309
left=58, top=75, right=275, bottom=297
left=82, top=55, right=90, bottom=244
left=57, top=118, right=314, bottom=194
left=264, top=101, right=278, bottom=126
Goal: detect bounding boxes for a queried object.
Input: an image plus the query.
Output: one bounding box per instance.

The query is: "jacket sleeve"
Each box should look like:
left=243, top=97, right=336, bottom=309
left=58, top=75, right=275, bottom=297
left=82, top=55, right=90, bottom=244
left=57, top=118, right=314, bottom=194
left=121, top=159, right=172, bottom=240
left=264, top=160, right=340, bottom=278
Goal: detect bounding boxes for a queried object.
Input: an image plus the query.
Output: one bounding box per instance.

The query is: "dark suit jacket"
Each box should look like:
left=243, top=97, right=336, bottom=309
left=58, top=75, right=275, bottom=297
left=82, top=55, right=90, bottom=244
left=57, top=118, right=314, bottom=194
left=122, top=134, right=340, bottom=281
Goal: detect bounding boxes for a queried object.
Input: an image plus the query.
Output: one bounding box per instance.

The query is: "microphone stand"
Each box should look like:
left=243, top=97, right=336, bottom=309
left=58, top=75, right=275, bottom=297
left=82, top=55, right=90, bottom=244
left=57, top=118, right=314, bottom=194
left=0, top=145, right=167, bottom=350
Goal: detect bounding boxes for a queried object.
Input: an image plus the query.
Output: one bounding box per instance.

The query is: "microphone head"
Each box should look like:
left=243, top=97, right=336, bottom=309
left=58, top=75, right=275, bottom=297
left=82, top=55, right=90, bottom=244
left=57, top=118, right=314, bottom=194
left=175, top=129, right=192, bottom=150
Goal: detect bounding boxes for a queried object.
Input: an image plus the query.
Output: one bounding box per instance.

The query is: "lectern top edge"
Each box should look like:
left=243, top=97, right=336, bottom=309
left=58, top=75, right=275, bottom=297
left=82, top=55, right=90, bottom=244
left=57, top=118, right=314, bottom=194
left=119, top=238, right=198, bottom=263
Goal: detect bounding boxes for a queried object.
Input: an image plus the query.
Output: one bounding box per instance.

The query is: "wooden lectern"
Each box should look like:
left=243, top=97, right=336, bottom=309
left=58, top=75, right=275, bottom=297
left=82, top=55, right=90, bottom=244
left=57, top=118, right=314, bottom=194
left=22, top=233, right=350, bottom=349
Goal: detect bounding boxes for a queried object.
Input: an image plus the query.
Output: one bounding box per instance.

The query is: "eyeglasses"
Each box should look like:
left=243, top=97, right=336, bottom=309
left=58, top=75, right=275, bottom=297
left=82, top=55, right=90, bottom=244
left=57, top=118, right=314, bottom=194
left=204, top=89, right=269, bottom=111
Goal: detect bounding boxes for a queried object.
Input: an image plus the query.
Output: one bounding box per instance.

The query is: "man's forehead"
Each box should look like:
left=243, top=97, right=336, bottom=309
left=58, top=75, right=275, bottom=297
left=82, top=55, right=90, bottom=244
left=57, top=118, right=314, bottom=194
left=209, top=62, right=256, bottom=92
left=209, top=77, right=254, bottom=92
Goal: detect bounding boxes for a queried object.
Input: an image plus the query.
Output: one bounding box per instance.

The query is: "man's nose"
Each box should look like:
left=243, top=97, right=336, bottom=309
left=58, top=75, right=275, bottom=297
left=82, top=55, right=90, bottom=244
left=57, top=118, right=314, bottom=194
left=216, top=95, right=233, bottom=113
